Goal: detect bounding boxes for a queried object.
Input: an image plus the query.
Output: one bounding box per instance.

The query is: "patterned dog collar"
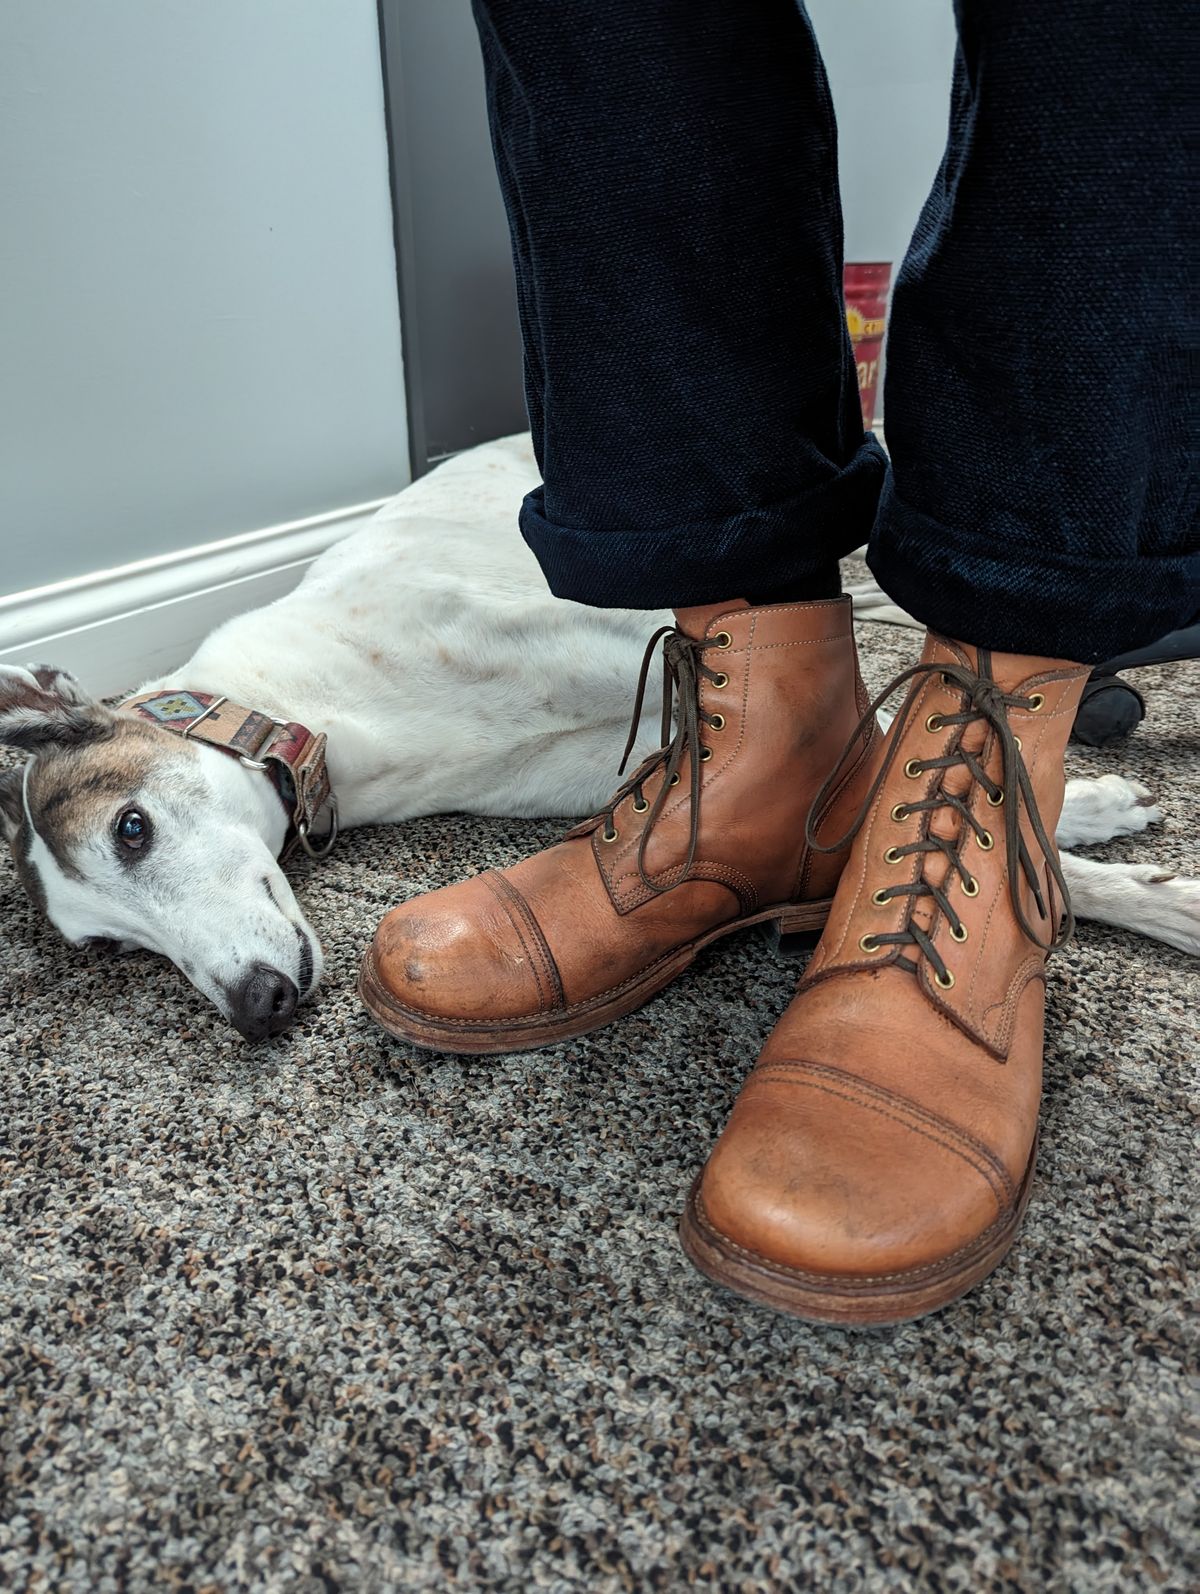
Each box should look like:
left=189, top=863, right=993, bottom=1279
left=121, top=689, right=338, bottom=861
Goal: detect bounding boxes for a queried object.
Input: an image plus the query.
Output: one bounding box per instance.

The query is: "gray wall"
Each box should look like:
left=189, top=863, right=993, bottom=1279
left=0, top=0, right=958, bottom=596
left=0, top=0, right=410, bottom=595
left=809, top=0, right=957, bottom=264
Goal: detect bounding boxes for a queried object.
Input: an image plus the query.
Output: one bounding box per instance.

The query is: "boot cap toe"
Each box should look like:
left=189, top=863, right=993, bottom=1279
left=698, top=1062, right=1011, bottom=1281
left=370, top=874, right=558, bottom=1024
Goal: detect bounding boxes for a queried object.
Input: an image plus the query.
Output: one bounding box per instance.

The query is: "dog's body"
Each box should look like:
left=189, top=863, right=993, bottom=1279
left=149, top=436, right=665, bottom=829
left=2, top=434, right=1196, bottom=1034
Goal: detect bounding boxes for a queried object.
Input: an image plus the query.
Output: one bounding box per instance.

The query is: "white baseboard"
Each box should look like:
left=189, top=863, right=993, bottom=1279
left=0, top=499, right=390, bottom=697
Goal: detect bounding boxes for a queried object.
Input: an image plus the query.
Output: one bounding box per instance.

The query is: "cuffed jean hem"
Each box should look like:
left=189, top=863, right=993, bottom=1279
left=520, top=435, right=888, bottom=610
left=868, top=475, right=1200, bottom=665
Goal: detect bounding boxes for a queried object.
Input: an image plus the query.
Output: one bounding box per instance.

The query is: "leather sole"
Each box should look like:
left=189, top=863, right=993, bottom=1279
left=358, top=896, right=833, bottom=1056
left=678, top=1131, right=1039, bottom=1327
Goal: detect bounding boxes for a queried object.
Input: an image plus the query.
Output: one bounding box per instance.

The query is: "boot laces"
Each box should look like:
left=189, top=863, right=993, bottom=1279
left=806, top=653, right=1072, bottom=986
left=595, top=624, right=728, bottom=894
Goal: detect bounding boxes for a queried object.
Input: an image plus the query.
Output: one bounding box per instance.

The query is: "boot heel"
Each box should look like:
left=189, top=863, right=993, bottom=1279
left=761, top=899, right=832, bottom=960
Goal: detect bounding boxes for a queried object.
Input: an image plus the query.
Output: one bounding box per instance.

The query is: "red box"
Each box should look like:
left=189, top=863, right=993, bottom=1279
left=844, top=262, right=892, bottom=429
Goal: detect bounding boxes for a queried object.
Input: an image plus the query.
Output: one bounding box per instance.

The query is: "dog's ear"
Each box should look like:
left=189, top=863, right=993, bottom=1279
left=0, top=664, right=112, bottom=753
left=0, top=766, right=24, bottom=842
left=26, top=664, right=93, bottom=707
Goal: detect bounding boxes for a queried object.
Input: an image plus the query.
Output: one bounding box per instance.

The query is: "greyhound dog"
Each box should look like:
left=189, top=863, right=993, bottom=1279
left=2, top=435, right=1196, bottom=1038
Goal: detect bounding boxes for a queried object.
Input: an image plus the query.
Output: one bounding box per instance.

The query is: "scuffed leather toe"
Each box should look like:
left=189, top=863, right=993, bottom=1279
left=362, top=599, right=875, bottom=1055
left=697, top=1062, right=1010, bottom=1281
left=370, top=872, right=559, bottom=1025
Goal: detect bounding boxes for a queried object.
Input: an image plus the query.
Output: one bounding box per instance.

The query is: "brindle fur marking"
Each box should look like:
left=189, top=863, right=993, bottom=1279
left=23, top=719, right=194, bottom=877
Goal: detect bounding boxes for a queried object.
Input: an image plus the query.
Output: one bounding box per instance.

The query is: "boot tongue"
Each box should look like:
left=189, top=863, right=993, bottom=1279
left=911, top=633, right=1083, bottom=939
left=934, top=634, right=1085, bottom=694
left=911, top=637, right=1001, bottom=936
left=673, top=598, right=749, bottom=641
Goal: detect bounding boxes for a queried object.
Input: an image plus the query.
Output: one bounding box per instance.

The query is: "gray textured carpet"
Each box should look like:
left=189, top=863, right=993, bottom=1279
left=1, top=618, right=1197, bottom=1593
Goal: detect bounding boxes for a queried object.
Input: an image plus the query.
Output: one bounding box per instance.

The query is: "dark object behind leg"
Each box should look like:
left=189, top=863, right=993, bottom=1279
left=1072, top=616, right=1200, bottom=743
left=471, top=0, right=884, bottom=609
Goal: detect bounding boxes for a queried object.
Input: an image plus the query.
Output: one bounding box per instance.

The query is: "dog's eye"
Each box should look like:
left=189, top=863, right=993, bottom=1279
left=114, top=808, right=151, bottom=852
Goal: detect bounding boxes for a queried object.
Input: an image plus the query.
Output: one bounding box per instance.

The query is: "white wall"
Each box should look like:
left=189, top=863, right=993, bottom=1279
left=0, top=0, right=409, bottom=598
left=808, top=0, right=957, bottom=266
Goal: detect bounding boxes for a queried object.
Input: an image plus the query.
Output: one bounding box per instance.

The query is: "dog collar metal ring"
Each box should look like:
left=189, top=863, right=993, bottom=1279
left=296, top=794, right=339, bottom=859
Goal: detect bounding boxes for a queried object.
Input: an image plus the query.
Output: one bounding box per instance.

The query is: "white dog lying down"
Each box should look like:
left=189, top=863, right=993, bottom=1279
left=1, top=435, right=1196, bottom=1037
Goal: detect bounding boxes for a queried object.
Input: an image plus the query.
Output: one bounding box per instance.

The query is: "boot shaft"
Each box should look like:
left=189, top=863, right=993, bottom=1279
left=589, top=596, right=877, bottom=913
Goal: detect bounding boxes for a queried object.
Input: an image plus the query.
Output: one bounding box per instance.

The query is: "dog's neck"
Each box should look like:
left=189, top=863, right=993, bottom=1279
left=142, top=665, right=324, bottom=740
left=133, top=558, right=554, bottom=828
left=127, top=659, right=328, bottom=860
left=199, top=739, right=292, bottom=859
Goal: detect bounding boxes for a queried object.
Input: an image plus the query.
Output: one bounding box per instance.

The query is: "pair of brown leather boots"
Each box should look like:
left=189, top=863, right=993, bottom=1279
left=360, top=598, right=1089, bottom=1325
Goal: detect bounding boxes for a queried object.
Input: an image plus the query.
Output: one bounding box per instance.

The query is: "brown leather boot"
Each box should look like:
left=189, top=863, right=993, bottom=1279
left=680, top=632, right=1091, bottom=1324
left=360, top=598, right=877, bottom=1053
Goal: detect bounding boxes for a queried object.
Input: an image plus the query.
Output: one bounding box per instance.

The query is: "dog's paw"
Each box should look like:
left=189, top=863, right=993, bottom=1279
left=1063, top=854, right=1200, bottom=956
left=1057, top=774, right=1163, bottom=848
left=1112, top=865, right=1200, bottom=957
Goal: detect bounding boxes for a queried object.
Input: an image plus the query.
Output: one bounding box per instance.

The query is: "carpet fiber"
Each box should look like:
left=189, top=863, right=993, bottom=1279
left=1, top=616, right=1196, bottom=1592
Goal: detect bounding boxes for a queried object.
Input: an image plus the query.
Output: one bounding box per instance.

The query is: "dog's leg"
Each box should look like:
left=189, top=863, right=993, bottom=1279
left=1054, top=775, right=1198, bottom=953
left=1057, top=773, right=1161, bottom=847
left=1060, top=852, right=1200, bottom=956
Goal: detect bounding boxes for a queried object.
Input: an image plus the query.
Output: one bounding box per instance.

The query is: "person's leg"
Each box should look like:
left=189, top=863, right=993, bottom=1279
left=682, top=0, right=1194, bottom=1322
left=870, top=0, right=1198, bottom=661
left=471, top=0, right=885, bottom=608
left=362, top=0, right=880, bottom=1051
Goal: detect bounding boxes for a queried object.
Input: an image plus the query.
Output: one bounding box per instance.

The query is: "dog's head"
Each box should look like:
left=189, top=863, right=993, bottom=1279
left=0, top=664, right=323, bottom=1039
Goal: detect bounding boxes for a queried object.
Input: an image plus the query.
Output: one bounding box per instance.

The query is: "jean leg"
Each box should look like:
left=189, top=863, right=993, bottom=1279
left=471, top=0, right=886, bottom=609
left=870, top=0, right=1199, bottom=662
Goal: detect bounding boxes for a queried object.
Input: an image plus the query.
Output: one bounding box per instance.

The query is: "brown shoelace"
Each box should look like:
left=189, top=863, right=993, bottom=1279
left=806, top=652, right=1073, bottom=987
left=595, top=624, right=728, bottom=894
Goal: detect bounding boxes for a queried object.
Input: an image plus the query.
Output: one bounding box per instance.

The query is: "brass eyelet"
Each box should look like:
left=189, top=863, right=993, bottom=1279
left=601, top=828, right=620, bottom=844
left=713, top=631, right=733, bottom=650
left=883, top=846, right=904, bottom=865
left=987, top=790, right=1004, bottom=807
left=934, top=968, right=956, bottom=990
left=890, top=803, right=908, bottom=822
left=940, top=672, right=954, bottom=687
left=1027, top=692, right=1045, bottom=712
left=699, top=747, right=713, bottom=762
left=632, top=798, right=649, bottom=814
left=1014, top=735, right=1022, bottom=752
left=712, top=672, right=729, bottom=689
left=871, top=888, right=891, bottom=907
left=961, top=877, right=980, bottom=898
left=977, top=829, right=994, bottom=851
left=859, top=934, right=882, bottom=954
left=709, top=714, right=726, bottom=731
left=904, top=759, right=923, bottom=779
left=668, top=772, right=680, bottom=787
left=950, top=923, right=968, bottom=943
left=926, top=714, right=943, bottom=732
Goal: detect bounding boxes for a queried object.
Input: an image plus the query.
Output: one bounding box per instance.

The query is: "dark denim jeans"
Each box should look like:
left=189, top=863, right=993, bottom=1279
left=472, top=1, right=1197, bottom=662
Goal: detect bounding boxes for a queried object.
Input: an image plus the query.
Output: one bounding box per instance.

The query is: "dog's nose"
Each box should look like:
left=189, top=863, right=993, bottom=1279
left=227, top=964, right=299, bottom=1041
